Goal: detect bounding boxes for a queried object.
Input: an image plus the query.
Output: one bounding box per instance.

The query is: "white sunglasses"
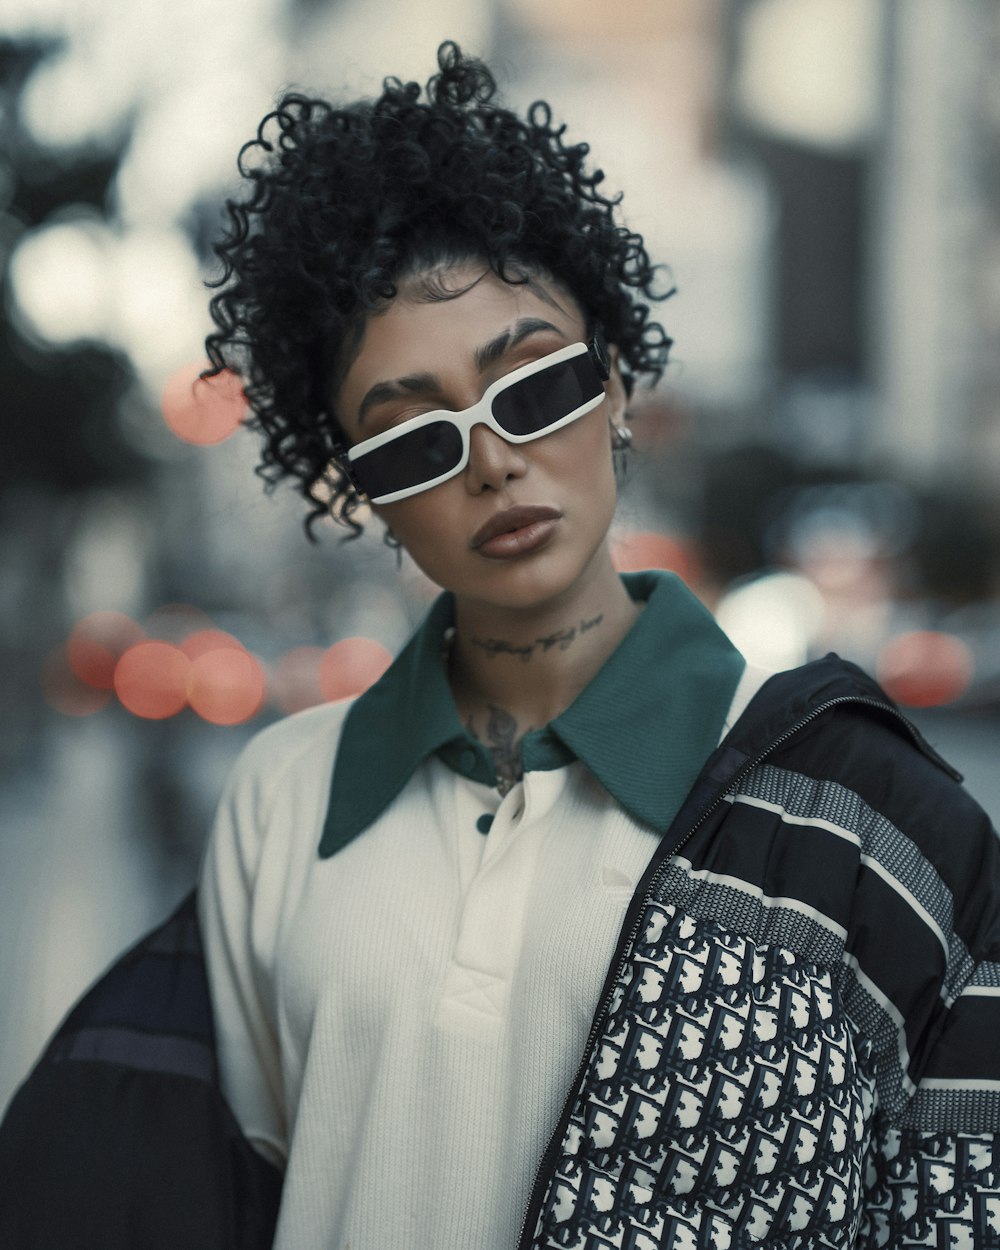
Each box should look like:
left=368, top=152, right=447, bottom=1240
left=342, top=337, right=610, bottom=504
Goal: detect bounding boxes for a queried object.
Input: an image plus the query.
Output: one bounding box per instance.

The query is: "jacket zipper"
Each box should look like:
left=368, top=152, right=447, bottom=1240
left=514, top=693, right=943, bottom=1249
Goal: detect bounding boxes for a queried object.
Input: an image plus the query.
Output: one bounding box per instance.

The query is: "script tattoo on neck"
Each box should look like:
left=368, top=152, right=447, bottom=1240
left=469, top=613, right=604, bottom=663
left=469, top=638, right=535, bottom=662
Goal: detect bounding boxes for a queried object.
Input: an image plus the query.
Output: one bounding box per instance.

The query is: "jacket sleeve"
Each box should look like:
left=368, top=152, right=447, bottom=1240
left=860, top=964, right=1000, bottom=1248
left=850, top=762, right=1000, bottom=1247
left=0, top=894, right=283, bottom=1250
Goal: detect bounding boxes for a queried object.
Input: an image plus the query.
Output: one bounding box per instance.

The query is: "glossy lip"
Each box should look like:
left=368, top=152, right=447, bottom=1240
left=471, top=505, right=563, bottom=550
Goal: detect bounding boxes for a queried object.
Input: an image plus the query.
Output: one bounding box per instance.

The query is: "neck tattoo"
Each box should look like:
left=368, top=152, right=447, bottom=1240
left=470, top=613, right=603, bottom=663
left=466, top=705, right=525, bottom=796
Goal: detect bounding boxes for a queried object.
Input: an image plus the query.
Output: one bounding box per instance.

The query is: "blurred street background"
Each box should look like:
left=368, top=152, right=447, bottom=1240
left=2, top=0, right=999, bottom=1112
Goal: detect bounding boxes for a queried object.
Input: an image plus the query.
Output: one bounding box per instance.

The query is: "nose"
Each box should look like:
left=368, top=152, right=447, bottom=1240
left=464, top=421, right=528, bottom=494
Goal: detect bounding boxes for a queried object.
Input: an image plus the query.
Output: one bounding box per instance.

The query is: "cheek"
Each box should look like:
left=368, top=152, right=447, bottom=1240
left=386, top=495, right=472, bottom=592
left=553, top=409, right=616, bottom=486
left=573, top=416, right=619, bottom=523
left=379, top=494, right=457, bottom=557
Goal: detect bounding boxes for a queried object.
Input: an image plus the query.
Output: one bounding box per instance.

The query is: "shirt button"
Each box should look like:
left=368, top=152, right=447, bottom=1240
left=459, top=748, right=477, bottom=774
left=476, top=813, right=494, bottom=835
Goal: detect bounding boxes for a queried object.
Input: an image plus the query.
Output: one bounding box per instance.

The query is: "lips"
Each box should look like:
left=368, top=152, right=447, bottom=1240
left=471, top=505, right=563, bottom=549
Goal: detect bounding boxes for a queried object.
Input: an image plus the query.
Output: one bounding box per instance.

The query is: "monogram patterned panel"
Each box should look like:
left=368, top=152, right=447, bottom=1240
left=529, top=903, right=877, bottom=1249
left=859, top=1127, right=1000, bottom=1248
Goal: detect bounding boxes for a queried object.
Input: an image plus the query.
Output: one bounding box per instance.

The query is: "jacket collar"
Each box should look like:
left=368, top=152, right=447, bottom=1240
left=320, top=570, right=745, bottom=857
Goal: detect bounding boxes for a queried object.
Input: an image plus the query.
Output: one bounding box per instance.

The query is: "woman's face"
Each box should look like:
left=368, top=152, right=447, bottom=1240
left=334, top=263, right=627, bottom=615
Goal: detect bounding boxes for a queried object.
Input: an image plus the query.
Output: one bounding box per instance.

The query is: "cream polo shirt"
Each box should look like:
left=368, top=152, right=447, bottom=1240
left=198, top=571, right=765, bottom=1249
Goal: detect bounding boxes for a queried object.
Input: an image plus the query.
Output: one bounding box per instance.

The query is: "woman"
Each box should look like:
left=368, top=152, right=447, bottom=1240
left=4, top=41, right=1000, bottom=1250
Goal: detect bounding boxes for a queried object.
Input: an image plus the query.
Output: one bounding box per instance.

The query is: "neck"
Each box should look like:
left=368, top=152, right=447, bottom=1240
left=447, top=551, right=642, bottom=732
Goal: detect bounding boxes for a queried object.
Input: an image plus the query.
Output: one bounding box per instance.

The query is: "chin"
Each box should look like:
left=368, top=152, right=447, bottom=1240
left=467, top=551, right=603, bottom=615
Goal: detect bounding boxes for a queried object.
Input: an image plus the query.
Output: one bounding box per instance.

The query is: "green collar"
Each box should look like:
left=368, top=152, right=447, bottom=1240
left=319, top=570, right=745, bottom=857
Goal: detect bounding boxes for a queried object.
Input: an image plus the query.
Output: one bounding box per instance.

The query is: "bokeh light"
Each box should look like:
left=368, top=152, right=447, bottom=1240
left=876, top=631, right=974, bottom=708
left=161, top=362, right=246, bottom=446
left=42, top=647, right=113, bottom=717
left=271, top=647, right=327, bottom=716
left=114, top=641, right=190, bottom=719
left=8, top=217, right=112, bottom=347
left=715, top=572, right=826, bottom=671
left=180, top=628, right=245, bottom=661
left=318, top=637, right=393, bottom=703
left=188, top=647, right=266, bottom=726
left=66, top=611, right=145, bottom=689
left=611, top=531, right=700, bottom=584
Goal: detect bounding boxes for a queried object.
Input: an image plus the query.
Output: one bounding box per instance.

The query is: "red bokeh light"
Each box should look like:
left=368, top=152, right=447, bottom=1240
left=114, top=641, right=191, bottom=719
left=180, top=629, right=246, bottom=661
left=318, top=637, right=393, bottom=703
left=66, top=611, right=145, bottom=689
left=189, top=647, right=266, bottom=725
left=270, top=647, right=327, bottom=715
left=611, top=531, right=699, bottom=584
left=161, top=363, right=246, bottom=446
left=876, top=631, right=974, bottom=708
left=42, top=647, right=113, bottom=716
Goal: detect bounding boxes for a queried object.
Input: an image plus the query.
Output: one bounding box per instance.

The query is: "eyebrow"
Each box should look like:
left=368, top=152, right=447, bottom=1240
left=356, top=316, right=566, bottom=424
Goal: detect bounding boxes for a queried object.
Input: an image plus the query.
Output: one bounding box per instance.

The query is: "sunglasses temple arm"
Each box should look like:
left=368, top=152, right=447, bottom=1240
left=588, top=326, right=611, bottom=380
left=329, top=437, right=369, bottom=497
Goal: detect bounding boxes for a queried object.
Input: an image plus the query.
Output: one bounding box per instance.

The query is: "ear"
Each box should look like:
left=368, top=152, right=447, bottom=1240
left=604, top=344, right=628, bottom=424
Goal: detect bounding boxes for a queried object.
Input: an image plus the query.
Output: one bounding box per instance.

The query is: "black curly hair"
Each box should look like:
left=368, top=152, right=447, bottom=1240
left=205, top=41, right=673, bottom=538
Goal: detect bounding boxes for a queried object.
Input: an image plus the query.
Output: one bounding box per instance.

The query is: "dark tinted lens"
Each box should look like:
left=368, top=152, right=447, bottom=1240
left=351, top=421, right=463, bottom=498
left=492, top=354, right=602, bottom=436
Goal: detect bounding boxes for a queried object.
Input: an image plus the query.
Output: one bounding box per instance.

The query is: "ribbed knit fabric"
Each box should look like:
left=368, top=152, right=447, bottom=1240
left=198, top=664, right=767, bottom=1249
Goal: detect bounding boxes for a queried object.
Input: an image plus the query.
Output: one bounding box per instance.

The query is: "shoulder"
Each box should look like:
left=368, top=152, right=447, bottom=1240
left=201, top=699, right=364, bottom=901
left=755, top=673, right=1000, bottom=965
left=227, top=699, right=353, bottom=794
left=210, top=700, right=358, bottom=862
left=773, top=690, right=989, bottom=845
left=738, top=656, right=979, bottom=838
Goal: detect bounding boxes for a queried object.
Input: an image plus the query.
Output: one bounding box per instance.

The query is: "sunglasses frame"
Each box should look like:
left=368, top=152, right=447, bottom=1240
left=341, top=336, right=611, bottom=505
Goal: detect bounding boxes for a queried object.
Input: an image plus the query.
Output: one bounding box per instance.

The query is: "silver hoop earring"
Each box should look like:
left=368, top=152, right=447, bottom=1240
left=611, top=423, right=632, bottom=480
